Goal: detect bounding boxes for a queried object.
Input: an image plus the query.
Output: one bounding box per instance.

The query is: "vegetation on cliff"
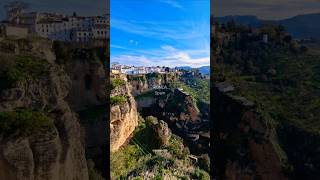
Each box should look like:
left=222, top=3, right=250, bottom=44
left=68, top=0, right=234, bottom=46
left=0, top=109, right=54, bottom=137
left=111, top=78, right=126, bottom=90
left=172, top=78, right=210, bottom=104
left=110, top=95, right=127, bottom=106
left=128, top=75, right=147, bottom=82
left=110, top=115, right=209, bottom=179
left=53, top=41, right=107, bottom=65
left=214, top=20, right=320, bottom=178
left=0, top=54, right=49, bottom=91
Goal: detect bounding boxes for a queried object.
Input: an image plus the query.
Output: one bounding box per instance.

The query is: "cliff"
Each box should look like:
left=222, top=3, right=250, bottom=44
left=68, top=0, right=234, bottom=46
left=213, top=82, right=287, bottom=180
left=127, top=73, right=209, bottom=155
left=0, top=38, right=88, bottom=180
left=110, top=74, right=138, bottom=152
left=128, top=72, right=178, bottom=96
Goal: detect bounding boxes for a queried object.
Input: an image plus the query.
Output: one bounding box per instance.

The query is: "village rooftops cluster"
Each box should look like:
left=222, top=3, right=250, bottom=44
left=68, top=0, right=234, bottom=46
left=111, top=63, right=180, bottom=75
left=1, top=5, right=108, bottom=44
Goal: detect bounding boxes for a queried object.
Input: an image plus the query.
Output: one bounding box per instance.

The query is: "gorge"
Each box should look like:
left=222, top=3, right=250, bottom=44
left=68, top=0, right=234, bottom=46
left=110, top=72, right=211, bottom=178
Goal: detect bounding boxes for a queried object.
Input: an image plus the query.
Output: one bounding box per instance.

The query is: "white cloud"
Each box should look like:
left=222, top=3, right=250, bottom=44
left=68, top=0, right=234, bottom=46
left=111, top=45, right=209, bottom=68
left=159, top=0, right=184, bottom=9
left=111, top=18, right=209, bottom=41
left=129, top=39, right=139, bottom=46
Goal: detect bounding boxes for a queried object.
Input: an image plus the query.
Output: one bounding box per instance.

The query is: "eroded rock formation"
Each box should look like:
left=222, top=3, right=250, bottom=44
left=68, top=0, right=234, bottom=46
left=110, top=75, right=138, bottom=152
left=0, top=39, right=89, bottom=180
left=213, top=82, right=287, bottom=180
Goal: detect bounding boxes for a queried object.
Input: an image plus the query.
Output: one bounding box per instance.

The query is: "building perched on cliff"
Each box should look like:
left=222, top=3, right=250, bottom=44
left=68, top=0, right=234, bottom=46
left=111, top=63, right=172, bottom=75
left=4, top=10, right=109, bottom=43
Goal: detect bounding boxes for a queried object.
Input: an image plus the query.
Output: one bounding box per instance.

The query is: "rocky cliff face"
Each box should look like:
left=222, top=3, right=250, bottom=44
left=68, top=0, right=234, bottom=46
left=128, top=73, right=177, bottom=96
left=213, top=82, right=287, bottom=180
left=110, top=75, right=138, bottom=152
left=64, top=49, right=107, bottom=111
left=0, top=38, right=89, bottom=180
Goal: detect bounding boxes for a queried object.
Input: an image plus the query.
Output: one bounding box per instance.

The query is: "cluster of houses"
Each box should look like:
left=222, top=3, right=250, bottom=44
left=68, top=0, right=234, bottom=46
left=111, top=63, right=180, bottom=75
left=0, top=8, right=109, bottom=44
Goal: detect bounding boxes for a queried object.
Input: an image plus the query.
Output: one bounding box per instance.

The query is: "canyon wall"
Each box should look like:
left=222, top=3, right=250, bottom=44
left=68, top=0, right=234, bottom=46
left=110, top=75, right=138, bottom=152
left=0, top=39, right=89, bottom=180
left=213, top=82, right=287, bottom=180
left=128, top=74, right=209, bottom=155
left=64, top=49, right=107, bottom=111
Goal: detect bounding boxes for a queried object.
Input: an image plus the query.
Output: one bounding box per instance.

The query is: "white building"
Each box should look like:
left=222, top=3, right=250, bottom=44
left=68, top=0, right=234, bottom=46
left=6, top=10, right=108, bottom=43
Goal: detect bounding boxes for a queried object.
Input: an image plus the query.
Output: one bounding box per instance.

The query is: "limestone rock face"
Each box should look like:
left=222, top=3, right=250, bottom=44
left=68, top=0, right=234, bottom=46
left=65, top=54, right=107, bottom=111
left=110, top=77, right=138, bottom=152
left=0, top=38, right=88, bottom=180
left=163, top=88, right=200, bottom=122
left=213, top=82, right=287, bottom=180
left=154, top=120, right=171, bottom=147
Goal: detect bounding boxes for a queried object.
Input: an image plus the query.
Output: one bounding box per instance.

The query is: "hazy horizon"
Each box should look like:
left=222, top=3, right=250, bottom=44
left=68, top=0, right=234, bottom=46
left=214, top=12, right=320, bottom=21
left=211, top=0, right=320, bottom=20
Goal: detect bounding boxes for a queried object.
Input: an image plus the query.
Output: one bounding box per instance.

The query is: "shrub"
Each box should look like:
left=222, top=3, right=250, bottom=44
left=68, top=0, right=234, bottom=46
left=128, top=75, right=146, bottom=82
left=198, top=154, right=210, bottom=172
left=111, top=78, right=126, bottom=90
left=145, top=116, right=158, bottom=127
left=110, top=96, right=127, bottom=106
left=146, top=72, right=162, bottom=79
left=166, top=135, right=185, bottom=159
left=0, top=54, right=49, bottom=91
left=192, top=168, right=210, bottom=180
left=0, top=109, right=54, bottom=137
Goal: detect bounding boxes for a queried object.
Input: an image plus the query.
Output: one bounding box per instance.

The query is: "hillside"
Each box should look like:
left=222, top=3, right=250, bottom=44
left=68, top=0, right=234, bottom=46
left=110, top=72, right=210, bottom=179
left=212, top=19, right=320, bottom=179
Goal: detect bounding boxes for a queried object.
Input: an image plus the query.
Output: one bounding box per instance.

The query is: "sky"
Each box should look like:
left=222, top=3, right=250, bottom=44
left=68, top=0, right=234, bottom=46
left=0, top=0, right=108, bottom=20
left=212, top=0, right=320, bottom=20
left=110, top=0, right=210, bottom=68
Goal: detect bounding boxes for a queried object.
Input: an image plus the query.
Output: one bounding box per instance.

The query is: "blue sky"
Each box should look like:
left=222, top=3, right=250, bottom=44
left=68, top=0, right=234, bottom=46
left=111, top=0, right=210, bottom=68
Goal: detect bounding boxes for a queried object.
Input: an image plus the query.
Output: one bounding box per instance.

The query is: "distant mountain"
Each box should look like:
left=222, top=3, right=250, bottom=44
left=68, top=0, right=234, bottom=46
left=176, top=66, right=192, bottom=71
left=214, top=15, right=262, bottom=28
left=215, top=13, right=320, bottom=40
left=176, top=66, right=210, bottom=75
left=199, top=66, right=210, bottom=75
left=278, top=13, right=320, bottom=39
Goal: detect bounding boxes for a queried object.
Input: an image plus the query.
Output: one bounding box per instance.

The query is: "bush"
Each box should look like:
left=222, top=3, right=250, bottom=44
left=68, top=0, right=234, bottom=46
left=128, top=75, right=146, bottom=82
left=166, top=135, right=185, bottom=159
left=145, top=116, right=158, bottom=127
left=198, top=154, right=210, bottom=172
left=192, top=168, right=210, bottom=180
left=110, top=96, right=127, bottom=106
left=146, top=72, right=162, bottom=79
left=0, top=109, right=54, bottom=137
left=111, top=78, right=126, bottom=90
left=0, top=54, right=49, bottom=91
